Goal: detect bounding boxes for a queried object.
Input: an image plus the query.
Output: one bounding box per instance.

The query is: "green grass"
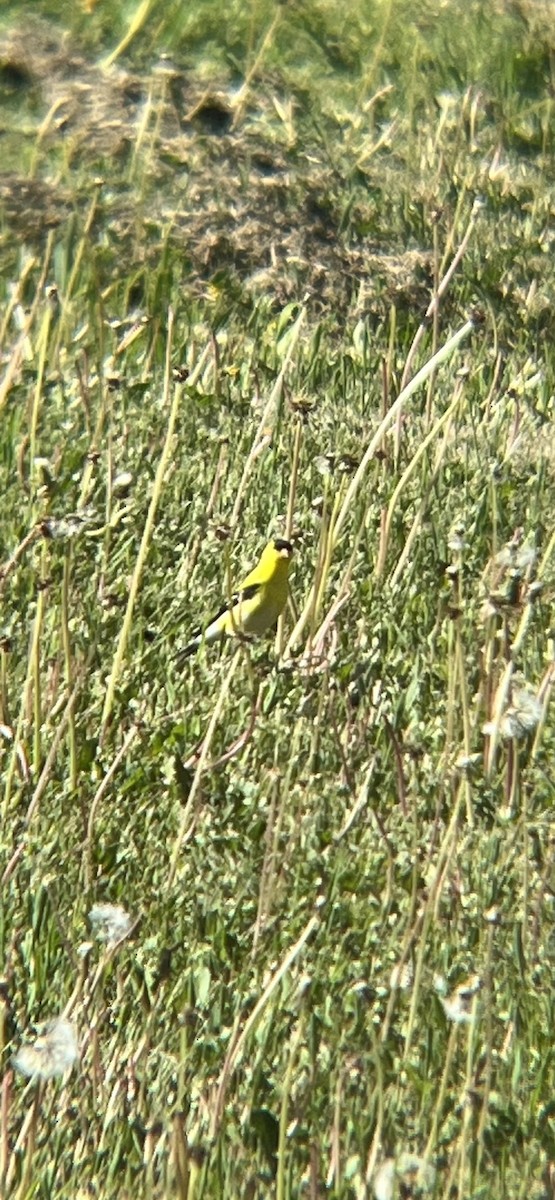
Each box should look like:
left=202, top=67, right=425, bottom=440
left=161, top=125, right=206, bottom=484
left=1, top=1, right=555, bottom=1197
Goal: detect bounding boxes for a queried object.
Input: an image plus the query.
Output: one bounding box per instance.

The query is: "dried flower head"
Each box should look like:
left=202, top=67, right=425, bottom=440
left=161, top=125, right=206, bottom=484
left=40, top=513, right=91, bottom=541
left=433, top=973, right=447, bottom=997
left=374, top=1158, right=395, bottom=1200
left=13, top=1017, right=78, bottom=1080
left=374, top=1152, right=436, bottom=1199
left=454, top=751, right=482, bottom=773
left=440, top=974, right=481, bottom=1024
left=448, top=519, right=467, bottom=553
left=496, top=538, right=536, bottom=572
left=89, top=903, right=133, bottom=948
left=500, top=687, right=542, bottom=739
left=112, top=471, right=133, bottom=498
left=389, top=958, right=414, bottom=992
left=484, top=682, right=543, bottom=742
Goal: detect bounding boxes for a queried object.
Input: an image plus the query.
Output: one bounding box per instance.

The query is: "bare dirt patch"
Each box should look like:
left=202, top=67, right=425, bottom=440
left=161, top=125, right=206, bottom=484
left=0, top=19, right=433, bottom=319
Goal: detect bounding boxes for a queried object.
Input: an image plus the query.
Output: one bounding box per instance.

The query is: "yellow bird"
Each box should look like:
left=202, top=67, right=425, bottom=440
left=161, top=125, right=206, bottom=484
left=179, top=538, right=294, bottom=658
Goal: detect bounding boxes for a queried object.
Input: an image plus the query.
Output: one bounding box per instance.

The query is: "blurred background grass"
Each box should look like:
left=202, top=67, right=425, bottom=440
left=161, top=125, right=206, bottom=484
left=1, top=1, right=555, bottom=1197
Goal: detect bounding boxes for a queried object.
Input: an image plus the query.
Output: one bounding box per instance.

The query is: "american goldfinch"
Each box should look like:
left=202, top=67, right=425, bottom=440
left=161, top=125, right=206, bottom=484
left=179, top=538, right=294, bottom=658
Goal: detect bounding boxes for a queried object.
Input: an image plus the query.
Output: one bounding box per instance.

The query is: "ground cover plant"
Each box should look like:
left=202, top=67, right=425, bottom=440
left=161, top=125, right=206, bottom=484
left=1, top=0, right=555, bottom=1196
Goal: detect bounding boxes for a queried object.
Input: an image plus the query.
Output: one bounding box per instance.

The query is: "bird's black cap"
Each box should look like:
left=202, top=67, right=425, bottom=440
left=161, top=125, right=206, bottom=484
left=273, top=538, right=293, bottom=554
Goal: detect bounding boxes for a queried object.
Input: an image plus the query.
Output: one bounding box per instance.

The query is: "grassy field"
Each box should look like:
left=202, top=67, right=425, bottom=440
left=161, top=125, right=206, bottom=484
left=1, top=1, right=555, bottom=1197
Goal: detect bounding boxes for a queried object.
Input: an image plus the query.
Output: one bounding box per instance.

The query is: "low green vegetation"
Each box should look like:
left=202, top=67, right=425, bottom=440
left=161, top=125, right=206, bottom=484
left=1, top=1, right=554, bottom=1196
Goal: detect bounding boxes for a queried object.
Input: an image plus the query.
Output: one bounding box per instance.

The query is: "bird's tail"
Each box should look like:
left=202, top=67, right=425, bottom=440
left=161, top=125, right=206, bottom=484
left=175, top=637, right=200, bottom=665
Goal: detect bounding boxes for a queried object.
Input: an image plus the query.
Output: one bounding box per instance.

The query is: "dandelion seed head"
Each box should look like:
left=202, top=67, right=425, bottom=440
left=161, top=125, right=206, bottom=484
left=442, top=975, right=481, bottom=1024
left=433, top=973, right=447, bottom=997
left=89, top=902, right=133, bottom=947
left=374, top=1158, right=395, bottom=1200
left=374, top=1152, right=436, bottom=1200
left=505, top=687, right=542, bottom=736
left=296, top=973, right=312, bottom=1000
left=350, top=979, right=372, bottom=1000
left=448, top=519, right=467, bottom=552
left=499, top=710, right=522, bottom=739
left=397, top=1153, right=436, bottom=1192
left=41, top=513, right=91, bottom=541
left=77, top=940, right=94, bottom=959
left=485, top=681, right=542, bottom=741
left=13, top=1017, right=78, bottom=1080
left=112, top=471, right=133, bottom=497
left=389, top=959, right=414, bottom=992
left=480, top=598, right=498, bottom=621
left=442, top=995, right=473, bottom=1024
left=454, top=751, right=481, bottom=773
left=516, top=543, right=537, bottom=570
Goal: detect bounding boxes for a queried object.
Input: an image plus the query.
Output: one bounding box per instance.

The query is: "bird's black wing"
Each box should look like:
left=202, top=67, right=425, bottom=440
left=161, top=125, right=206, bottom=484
left=176, top=582, right=261, bottom=661
left=201, top=581, right=261, bottom=627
